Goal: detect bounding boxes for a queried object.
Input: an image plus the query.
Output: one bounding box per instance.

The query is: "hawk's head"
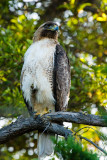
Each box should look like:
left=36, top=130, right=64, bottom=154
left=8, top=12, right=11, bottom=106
left=33, top=21, right=59, bottom=42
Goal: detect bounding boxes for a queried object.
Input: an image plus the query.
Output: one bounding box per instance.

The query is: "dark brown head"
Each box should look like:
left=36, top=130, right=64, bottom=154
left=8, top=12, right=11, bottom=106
left=33, top=21, right=59, bottom=42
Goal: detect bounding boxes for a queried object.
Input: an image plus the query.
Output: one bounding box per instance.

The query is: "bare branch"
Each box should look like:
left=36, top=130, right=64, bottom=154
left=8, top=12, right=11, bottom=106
left=80, top=135, right=107, bottom=155
left=44, top=112, right=107, bottom=127
left=0, top=115, right=72, bottom=144
left=0, top=111, right=107, bottom=155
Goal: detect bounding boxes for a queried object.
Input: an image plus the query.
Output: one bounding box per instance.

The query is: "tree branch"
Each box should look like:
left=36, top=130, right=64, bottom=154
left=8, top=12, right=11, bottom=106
left=44, top=112, right=107, bottom=127
left=0, top=115, right=72, bottom=144
left=80, top=135, right=107, bottom=155
left=0, top=111, right=107, bottom=155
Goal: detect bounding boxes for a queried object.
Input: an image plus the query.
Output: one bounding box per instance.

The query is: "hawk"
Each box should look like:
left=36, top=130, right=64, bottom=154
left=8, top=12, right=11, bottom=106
left=20, top=21, right=71, bottom=159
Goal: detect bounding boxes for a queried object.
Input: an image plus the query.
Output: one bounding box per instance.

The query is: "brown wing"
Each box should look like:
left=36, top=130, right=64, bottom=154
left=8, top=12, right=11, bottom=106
left=54, top=44, right=71, bottom=111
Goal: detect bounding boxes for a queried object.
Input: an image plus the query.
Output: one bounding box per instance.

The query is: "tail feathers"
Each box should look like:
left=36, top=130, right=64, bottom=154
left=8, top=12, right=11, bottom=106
left=37, top=133, right=54, bottom=160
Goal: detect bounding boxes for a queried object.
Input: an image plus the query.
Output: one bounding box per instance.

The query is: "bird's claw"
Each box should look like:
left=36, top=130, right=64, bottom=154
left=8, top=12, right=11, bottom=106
left=32, top=111, right=40, bottom=119
left=80, top=111, right=88, bottom=116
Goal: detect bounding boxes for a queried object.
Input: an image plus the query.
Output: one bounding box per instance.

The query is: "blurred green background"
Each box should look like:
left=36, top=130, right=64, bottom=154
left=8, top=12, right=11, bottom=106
left=0, top=0, right=107, bottom=159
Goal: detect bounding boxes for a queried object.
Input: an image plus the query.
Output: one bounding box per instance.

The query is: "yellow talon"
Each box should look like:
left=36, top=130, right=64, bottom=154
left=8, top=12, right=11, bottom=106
left=83, top=111, right=88, bottom=115
left=33, top=107, right=52, bottom=118
left=80, top=111, right=88, bottom=116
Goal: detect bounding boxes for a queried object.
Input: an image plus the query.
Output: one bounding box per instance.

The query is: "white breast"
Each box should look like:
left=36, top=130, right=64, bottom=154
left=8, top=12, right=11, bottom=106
left=21, top=38, right=56, bottom=106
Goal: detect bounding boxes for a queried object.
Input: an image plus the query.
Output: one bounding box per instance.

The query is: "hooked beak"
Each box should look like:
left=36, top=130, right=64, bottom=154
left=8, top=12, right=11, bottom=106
left=47, top=24, right=59, bottom=31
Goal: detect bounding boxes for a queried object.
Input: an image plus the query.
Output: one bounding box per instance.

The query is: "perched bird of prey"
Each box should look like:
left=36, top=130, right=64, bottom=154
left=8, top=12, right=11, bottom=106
left=20, top=21, right=71, bottom=159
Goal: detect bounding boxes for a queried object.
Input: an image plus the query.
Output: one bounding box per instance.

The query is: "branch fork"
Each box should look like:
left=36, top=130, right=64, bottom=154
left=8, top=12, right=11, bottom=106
left=0, top=111, right=107, bottom=155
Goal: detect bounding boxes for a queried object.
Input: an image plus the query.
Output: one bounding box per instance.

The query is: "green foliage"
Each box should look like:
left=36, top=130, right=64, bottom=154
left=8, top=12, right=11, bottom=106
left=54, top=137, right=99, bottom=160
left=0, top=15, right=34, bottom=116
left=0, top=0, right=107, bottom=159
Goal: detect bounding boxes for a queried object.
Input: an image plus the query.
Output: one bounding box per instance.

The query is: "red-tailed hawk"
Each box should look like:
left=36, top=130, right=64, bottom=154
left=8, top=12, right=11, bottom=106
left=20, top=21, right=71, bottom=159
